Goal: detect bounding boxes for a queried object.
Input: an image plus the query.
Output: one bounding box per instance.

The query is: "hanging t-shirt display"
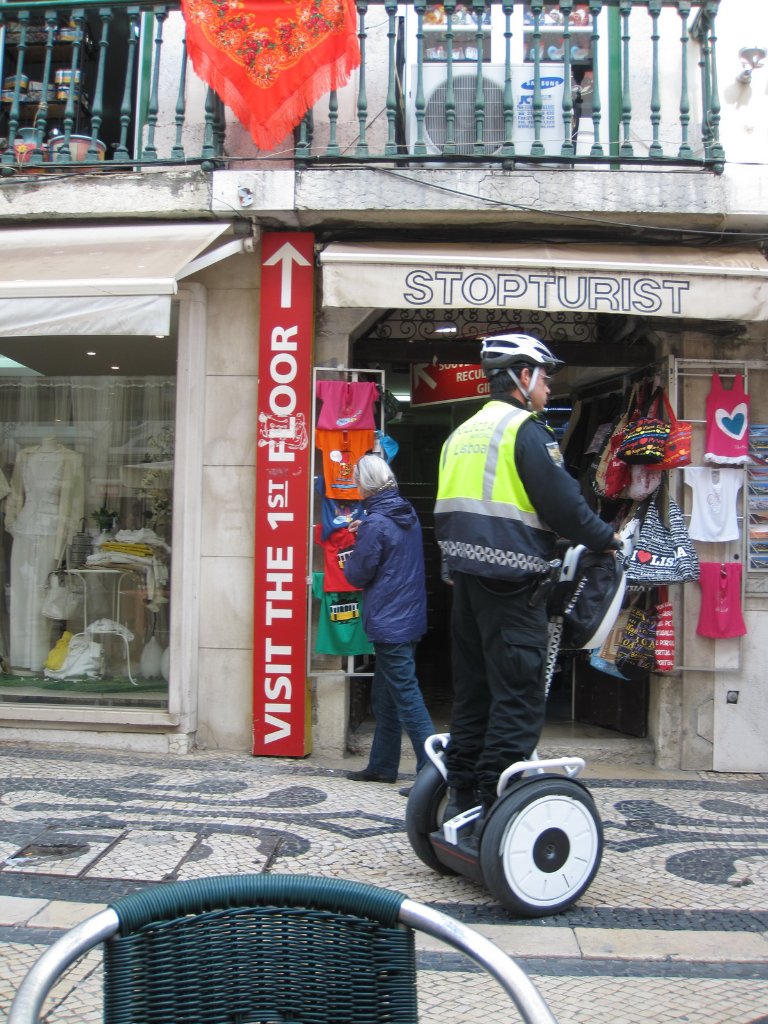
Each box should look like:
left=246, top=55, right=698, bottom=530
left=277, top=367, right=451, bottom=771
left=315, top=428, right=374, bottom=500
left=313, top=523, right=360, bottom=591
left=704, top=373, right=750, bottom=466
left=319, top=494, right=364, bottom=541
left=696, top=561, right=747, bottom=639
left=314, top=475, right=364, bottom=540
left=316, top=380, right=379, bottom=430
left=683, top=467, right=743, bottom=542
left=311, top=573, right=373, bottom=655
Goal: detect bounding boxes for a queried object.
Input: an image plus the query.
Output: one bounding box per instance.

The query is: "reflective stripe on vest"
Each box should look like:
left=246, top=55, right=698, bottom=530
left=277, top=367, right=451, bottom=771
left=435, top=401, right=554, bottom=578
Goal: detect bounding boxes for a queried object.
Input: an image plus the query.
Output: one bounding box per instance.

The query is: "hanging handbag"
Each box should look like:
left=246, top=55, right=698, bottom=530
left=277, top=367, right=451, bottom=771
left=618, top=388, right=671, bottom=465
left=627, top=464, right=663, bottom=501
left=615, top=599, right=658, bottom=679
left=654, top=586, right=676, bottom=672
left=625, top=490, right=700, bottom=586
left=657, top=392, right=692, bottom=471
left=596, top=606, right=631, bottom=663
left=599, top=427, right=632, bottom=499
left=593, top=386, right=637, bottom=499
left=41, top=572, right=82, bottom=620
left=590, top=606, right=632, bottom=679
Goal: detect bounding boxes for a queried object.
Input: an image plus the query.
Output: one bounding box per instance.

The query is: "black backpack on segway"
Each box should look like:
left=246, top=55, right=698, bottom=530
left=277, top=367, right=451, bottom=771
left=405, top=543, right=627, bottom=918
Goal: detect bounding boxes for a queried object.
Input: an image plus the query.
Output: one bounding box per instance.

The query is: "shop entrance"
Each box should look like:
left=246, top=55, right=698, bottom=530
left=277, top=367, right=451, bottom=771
left=353, top=312, right=654, bottom=740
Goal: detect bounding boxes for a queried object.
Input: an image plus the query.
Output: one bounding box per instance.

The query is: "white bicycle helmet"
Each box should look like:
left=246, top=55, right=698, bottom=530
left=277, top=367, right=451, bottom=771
left=480, top=333, right=564, bottom=408
left=480, top=333, right=563, bottom=375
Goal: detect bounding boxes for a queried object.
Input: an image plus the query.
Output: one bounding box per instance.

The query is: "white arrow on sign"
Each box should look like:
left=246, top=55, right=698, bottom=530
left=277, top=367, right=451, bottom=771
left=263, top=242, right=311, bottom=308
left=413, top=364, right=438, bottom=390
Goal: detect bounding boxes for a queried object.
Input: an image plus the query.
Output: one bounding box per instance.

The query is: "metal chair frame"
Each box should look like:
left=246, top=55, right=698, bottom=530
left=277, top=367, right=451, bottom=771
left=9, top=874, right=557, bottom=1024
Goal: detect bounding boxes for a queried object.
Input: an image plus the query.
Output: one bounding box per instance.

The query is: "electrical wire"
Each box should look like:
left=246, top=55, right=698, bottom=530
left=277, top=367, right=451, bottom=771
left=369, top=167, right=768, bottom=244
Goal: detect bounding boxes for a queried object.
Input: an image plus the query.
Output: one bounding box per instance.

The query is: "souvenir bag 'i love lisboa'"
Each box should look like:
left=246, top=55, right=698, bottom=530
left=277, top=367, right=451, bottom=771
left=625, top=492, right=700, bottom=586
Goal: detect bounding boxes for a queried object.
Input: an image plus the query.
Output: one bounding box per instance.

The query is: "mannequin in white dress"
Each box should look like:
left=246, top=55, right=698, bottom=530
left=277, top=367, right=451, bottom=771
left=5, top=439, right=84, bottom=670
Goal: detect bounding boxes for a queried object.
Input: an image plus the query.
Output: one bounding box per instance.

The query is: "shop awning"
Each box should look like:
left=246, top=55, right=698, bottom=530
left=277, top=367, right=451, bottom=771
left=0, top=222, right=236, bottom=336
left=319, top=241, right=768, bottom=322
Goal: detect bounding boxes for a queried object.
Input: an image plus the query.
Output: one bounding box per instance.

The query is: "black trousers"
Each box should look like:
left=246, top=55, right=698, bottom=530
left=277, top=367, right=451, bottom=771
left=446, top=571, right=548, bottom=806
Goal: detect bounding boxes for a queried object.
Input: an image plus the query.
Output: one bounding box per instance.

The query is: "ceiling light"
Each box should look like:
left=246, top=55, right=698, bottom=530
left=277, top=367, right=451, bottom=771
left=86, top=350, right=96, bottom=356
left=111, top=365, right=120, bottom=370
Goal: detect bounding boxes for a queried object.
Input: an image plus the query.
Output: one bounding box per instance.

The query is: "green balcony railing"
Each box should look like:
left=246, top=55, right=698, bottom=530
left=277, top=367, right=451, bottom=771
left=0, top=0, right=224, bottom=174
left=0, top=0, right=723, bottom=176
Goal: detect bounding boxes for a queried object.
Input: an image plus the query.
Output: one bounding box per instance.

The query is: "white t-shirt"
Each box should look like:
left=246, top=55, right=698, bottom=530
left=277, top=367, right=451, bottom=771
left=684, top=466, right=743, bottom=542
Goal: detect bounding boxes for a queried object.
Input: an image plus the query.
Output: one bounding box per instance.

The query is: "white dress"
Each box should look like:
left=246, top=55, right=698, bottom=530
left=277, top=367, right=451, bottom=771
left=5, top=445, right=84, bottom=670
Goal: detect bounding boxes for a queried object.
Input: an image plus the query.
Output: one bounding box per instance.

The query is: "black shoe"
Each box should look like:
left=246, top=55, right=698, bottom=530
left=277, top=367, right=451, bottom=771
left=398, top=785, right=412, bottom=797
left=443, top=787, right=478, bottom=820
left=464, top=815, right=486, bottom=850
left=345, top=768, right=397, bottom=783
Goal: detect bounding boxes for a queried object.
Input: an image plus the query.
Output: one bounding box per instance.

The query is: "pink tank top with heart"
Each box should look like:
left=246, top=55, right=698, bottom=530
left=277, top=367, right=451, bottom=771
left=704, top=373, right=750, bottom=465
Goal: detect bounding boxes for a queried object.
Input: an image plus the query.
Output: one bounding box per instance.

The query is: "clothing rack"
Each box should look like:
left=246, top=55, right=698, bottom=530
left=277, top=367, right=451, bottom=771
left=309, top=366, right=385, bottom=681
left=670, top=358, right=750, bottom=674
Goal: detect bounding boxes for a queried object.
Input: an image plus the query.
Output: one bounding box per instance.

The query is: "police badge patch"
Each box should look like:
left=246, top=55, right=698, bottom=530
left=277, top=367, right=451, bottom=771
left=546, top=441, right=564, bottom=467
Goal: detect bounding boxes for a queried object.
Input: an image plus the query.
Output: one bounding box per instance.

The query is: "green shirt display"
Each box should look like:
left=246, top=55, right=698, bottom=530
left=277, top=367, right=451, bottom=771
left=312, top=572, right=374, bottom=656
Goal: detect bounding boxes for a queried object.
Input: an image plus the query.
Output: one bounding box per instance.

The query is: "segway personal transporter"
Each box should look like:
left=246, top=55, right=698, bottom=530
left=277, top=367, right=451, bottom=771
left=405, top=542, right=627, bottom=918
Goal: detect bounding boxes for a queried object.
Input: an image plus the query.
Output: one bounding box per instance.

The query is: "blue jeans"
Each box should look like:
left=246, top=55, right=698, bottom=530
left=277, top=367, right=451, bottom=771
left=367, top=641, right=435, bottom=778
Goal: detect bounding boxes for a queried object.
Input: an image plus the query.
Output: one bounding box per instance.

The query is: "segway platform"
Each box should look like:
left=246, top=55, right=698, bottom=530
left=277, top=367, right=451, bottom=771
left=406, top=541, right=627, bottom=916
left=406, top=738, right=603, bottom=917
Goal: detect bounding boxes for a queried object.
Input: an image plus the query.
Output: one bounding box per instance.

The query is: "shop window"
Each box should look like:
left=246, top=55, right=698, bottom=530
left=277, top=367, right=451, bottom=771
left=0, top=362, right=175, bottom=709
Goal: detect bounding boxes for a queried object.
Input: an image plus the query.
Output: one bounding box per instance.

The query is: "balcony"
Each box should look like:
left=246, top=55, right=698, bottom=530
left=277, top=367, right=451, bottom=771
left=0, top=1, right=723, bottom=176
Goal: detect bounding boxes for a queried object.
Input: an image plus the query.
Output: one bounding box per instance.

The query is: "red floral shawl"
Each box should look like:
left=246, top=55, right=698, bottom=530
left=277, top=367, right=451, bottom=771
left=181, top=0, right=360, bottom=150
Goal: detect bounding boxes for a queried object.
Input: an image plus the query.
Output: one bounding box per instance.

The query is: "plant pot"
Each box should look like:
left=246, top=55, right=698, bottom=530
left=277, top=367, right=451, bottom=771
left=13, top=129, right=48, bottom=172
left=49, top=134, right=106, bottom=169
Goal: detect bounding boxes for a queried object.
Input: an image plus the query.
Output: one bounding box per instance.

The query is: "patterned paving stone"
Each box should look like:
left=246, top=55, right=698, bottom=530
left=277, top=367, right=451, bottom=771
left=1, top=744, right=767, bottom=1024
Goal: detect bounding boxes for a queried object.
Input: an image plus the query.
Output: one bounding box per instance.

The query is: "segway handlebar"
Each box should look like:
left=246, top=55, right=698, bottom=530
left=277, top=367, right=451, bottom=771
left=497, top=756, right=586, bottom=797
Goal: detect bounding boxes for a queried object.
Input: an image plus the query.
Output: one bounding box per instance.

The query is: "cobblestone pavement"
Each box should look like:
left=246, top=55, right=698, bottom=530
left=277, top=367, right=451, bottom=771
left=1, top=742, right=767, bottom=1024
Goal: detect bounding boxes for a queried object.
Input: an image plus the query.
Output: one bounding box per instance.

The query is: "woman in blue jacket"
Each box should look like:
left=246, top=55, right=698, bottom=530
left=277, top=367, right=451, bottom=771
left=343, top=454, right=434, bottom=786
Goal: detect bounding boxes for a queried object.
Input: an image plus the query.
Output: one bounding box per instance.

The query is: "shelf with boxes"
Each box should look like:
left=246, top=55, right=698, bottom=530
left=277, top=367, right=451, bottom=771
left=1, top=15, right=100, bottom=168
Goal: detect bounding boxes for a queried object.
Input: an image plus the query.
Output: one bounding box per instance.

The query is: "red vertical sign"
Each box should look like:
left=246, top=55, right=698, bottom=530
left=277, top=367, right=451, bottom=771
left=253, top=232, right=315, bottom=756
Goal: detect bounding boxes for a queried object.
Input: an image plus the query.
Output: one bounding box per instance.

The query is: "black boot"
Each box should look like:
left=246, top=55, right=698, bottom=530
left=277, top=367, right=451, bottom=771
left=345, top=768, right=397, bottom=783
left=463, top=797, right=496, bottom=849
left=443, top=787, right=478, bottom=820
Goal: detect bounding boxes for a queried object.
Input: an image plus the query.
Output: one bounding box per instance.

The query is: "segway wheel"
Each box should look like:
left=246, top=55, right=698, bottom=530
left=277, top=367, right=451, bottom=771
left=479, top=777, right=603, bottom=917
left=405, top=762, right=458, bottom=875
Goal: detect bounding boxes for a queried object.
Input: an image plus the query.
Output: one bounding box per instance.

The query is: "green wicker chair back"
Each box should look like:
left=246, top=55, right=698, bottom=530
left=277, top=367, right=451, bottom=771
left=103, top=874, right=417, bottom=1024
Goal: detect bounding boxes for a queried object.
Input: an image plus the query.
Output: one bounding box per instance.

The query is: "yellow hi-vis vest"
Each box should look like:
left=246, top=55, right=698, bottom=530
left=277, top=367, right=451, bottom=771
left=434, top=401, right=555, bottom=580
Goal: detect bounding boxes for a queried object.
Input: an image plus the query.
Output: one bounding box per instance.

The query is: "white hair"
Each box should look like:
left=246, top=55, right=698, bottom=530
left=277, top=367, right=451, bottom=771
left=354, top=454, right=396, bottom=495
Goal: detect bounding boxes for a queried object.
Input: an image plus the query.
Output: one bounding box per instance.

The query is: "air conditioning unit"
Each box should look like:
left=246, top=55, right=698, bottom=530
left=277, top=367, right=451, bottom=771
left=406, top=64, right=566, bottom=157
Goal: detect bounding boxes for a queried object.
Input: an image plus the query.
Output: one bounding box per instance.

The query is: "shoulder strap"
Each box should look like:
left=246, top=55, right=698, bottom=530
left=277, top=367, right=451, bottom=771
left=658, top=390, right=679, bottom=427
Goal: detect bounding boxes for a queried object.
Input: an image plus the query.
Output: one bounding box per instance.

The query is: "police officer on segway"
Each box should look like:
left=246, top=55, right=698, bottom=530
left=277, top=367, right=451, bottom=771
left=433, top=333, right=621, bottom=831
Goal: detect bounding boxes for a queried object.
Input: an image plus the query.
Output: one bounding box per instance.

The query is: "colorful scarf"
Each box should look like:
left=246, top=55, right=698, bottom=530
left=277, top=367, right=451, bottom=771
left=181, top=0, right=360, bottom=150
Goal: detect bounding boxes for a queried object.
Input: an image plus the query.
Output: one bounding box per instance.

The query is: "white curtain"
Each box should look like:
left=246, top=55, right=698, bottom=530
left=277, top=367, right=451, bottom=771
left=0, top=376, right=175, bottom=514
